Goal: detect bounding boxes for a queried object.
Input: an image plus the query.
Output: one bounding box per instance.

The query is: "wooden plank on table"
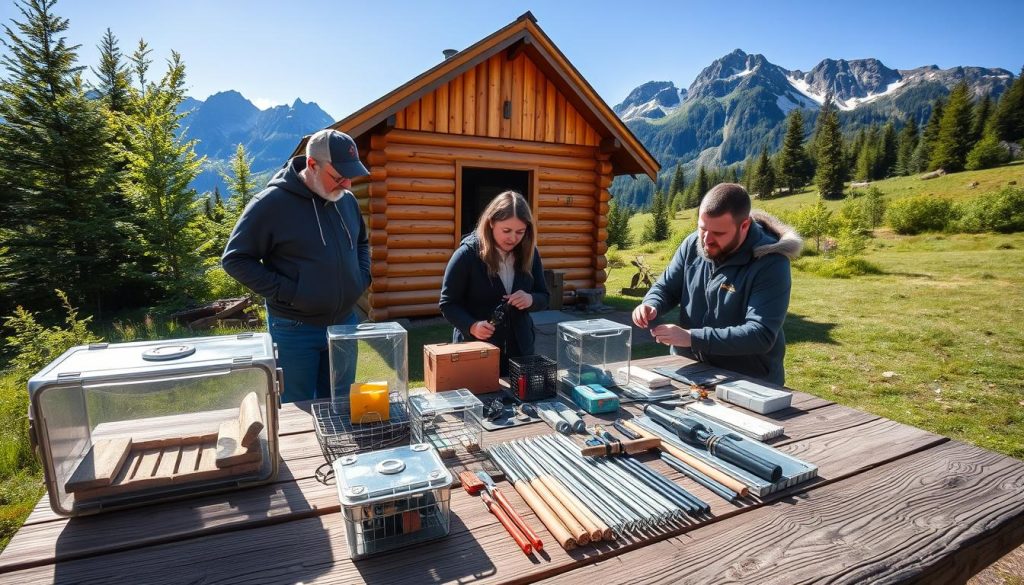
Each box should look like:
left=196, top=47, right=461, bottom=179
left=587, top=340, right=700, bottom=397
left=536, top=440, right=1024, bottom=585
left=64, top=438, right=133, bottom=492
left=0, top=410, right=940, bottom=575
left=238, top=392, right=264, bottom=448
left=0, top=420, right=961, bottom=585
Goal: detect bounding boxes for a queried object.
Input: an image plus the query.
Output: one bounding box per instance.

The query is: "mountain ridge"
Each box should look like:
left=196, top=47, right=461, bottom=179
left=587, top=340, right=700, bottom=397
left=177, top=91, right=333, bottom=195
left=611, top=50, right=1014, bottom=206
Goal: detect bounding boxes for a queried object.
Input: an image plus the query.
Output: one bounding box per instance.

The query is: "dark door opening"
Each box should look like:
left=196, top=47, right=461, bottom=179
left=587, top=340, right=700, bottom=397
left=460, top=168, right=531, bottom=238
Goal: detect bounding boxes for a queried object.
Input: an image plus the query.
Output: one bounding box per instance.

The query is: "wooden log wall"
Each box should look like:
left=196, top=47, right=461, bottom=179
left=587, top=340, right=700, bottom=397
left=347, top=52, right=612, bottom=320
left=393, top=52, right=600, bottom=148
left=351, top=130, right=605, bottom=320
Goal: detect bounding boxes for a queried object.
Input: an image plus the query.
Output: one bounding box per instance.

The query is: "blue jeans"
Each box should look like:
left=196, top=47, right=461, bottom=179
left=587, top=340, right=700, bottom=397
left=268, top=312, right=359, bottom=403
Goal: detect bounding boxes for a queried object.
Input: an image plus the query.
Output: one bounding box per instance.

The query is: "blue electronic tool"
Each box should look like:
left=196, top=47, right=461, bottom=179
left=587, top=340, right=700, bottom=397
left=572, top=383, right=619, bottom=414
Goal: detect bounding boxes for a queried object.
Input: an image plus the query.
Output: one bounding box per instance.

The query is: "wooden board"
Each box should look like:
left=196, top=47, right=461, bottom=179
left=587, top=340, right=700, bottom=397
left=4, top=356, right=1023, bottom=584
left=64, top=438, right=133, bottom=492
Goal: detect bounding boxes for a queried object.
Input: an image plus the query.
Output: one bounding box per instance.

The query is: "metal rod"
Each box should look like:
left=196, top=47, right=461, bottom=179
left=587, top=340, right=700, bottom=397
left=515, top=439, right=630, bottom=532
left=662, top=453, right=739, bottom=503
left=614, top=454, right=709, bottom=514
left=509, top=438, right=630, bottom=532
left=541, top=436, right=662, bottom=528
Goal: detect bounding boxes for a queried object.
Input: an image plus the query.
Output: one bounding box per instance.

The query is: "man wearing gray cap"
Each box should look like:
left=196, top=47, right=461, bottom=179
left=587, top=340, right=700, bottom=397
left=223, top=129, right=371, bottom=402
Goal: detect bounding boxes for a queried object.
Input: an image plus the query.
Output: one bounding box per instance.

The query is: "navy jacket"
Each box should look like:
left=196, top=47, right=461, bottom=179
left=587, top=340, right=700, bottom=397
left=643, top=211, right=802, bottom=386
left=222, top=156, right=371, bottom=326
left=439, top=234, right=549, bottom=363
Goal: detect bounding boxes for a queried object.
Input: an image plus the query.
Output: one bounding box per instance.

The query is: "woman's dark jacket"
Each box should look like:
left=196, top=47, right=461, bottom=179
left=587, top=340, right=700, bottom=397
left=439, top=234, right=549, bottom=363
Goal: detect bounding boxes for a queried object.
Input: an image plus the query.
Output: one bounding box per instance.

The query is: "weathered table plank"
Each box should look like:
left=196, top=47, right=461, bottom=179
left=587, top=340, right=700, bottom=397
left=535, top=440, right=1024, bottom=585
left=0, top=413, right=942, bottom=579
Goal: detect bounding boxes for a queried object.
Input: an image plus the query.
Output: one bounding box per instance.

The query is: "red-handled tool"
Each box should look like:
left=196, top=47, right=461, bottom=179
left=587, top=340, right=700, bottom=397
left=481, top=491, right=532, bottom=554
left=477, top=470, right=544, bottom=552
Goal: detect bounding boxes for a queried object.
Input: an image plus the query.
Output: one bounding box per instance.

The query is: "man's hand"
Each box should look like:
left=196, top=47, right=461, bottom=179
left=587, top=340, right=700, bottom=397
left=504, top=290, right=533, bottom=310
left=651, top=324, right=692, bottom=348
left=632, top=304, right=658, bottom=328
left=470, top=320, right=496, bottom=340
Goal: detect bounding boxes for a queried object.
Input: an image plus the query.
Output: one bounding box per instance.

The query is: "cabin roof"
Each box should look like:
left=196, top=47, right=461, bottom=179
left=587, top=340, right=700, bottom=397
left=292, top=11, right=659, bottom=179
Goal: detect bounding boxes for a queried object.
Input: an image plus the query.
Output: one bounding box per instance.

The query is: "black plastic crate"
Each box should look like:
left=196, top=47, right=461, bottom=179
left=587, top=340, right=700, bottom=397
left=508, top=355, right=557, bottom=401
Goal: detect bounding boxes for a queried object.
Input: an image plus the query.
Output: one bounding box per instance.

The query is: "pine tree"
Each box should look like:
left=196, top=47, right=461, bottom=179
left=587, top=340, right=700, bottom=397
left=607, top=199, right=632, bottom=248
left=777, top=109, right=810, bottom=193
left=642, top=190, right=670, bottom=242
left=916, top=98, right=945, bottom=171
left=120, top=41, right=207, bottom=302
left=92, top=28, right=131, bottom=114
left=814, top=93, right=845, bottom=199
left=693, top=164, right=710, bottom=208
left=992, top=67, right=1024, bottom=143
left=930, top=81, right=974, bottom=172
left=753, top=144, right=776, bottom=199
left=879, top=121, right=898, bottom=178
left=895, top=116, right=919, bottom=176
left=668, top=162, right=684, bottom=208
left=971, top=93, right=993, bottom=145
left=0, top=0, right=127, bottom=316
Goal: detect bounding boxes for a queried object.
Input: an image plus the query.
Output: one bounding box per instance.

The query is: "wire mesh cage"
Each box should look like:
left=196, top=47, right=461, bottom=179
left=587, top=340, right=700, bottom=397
left=508, top=355, right=557, bottom=400
left=409, top=390, right=484, bottom=459
left=314, top=322, right=411, bottom=477
left=334, top=444, right=453, bottom=559
left=313, top=400, right=411, bottom=463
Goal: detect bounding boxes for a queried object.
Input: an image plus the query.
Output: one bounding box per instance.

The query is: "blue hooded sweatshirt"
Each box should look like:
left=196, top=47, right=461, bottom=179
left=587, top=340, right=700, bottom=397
left=222, top=156, right=371, bottom=327
left=642, top=211, right=802, bottom=386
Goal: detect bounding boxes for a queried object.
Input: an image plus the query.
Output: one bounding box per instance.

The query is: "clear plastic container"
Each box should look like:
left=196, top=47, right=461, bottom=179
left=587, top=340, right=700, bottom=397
left=409, top=390, right=484, bottom=459
left=27, top=333, right=281, bottom=517
left=334, top=443, right=453, bottom=559
left=315, top=322, right=410, bottom=462
left=557, top=319, right=631, bottom=388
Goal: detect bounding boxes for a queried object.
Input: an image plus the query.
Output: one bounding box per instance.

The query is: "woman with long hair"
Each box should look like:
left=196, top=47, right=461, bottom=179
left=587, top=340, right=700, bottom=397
left=439, top=190, right=549, bottom=375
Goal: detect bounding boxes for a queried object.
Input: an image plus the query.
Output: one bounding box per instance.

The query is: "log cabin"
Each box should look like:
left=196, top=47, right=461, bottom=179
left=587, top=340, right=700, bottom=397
left=291, top=11, right=659, bottom=320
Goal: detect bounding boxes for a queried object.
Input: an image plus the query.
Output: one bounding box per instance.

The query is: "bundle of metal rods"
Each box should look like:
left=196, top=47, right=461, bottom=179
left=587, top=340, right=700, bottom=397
left=487, top=435, right=708, bottom=549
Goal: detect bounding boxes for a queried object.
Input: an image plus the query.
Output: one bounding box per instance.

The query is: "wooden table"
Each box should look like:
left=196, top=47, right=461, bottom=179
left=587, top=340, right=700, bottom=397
left=2, top=355, right=1023, bottom=584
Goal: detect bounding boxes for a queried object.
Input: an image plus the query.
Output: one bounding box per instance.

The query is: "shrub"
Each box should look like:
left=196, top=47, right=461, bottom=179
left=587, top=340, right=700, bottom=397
left=3, top=290, right=101, bottom=382
left=956, top=187, right=1024, bottom=233
left=841, top=187, right=886, bottom=230
left=791, top=199, right=836, bottom=252
left=965, top=134, right=1010, bottom=171
left=793, top=256, right=882, bottom=278
left=885, top=195, right=956, bottom=234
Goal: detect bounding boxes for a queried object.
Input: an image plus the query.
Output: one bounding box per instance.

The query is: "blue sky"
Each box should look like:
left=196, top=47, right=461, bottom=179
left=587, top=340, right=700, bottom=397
left=5, top=0, right=1022, bottom=119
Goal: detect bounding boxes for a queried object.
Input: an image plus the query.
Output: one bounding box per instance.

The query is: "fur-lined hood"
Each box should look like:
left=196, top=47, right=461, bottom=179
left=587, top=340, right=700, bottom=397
left=750, top=210, right=803, bottom=260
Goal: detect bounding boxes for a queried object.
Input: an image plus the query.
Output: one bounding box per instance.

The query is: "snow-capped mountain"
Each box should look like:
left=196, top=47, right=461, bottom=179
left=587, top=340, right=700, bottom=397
left=611, top=49, right=1014, bottom=206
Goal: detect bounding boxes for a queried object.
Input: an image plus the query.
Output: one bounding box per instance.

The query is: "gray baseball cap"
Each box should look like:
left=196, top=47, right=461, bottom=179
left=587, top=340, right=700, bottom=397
left=306, top=129, right=369, bottom=178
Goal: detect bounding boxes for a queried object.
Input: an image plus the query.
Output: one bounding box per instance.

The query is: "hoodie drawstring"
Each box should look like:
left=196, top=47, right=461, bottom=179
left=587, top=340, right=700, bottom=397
left=333, top=202, right=354, bottom=250
left=311, top=199, right=326, bottom=247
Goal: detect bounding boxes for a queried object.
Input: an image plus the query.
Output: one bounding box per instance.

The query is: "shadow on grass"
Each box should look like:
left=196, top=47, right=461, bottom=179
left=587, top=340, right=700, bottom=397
left=784, top=313, right=838, bottom=345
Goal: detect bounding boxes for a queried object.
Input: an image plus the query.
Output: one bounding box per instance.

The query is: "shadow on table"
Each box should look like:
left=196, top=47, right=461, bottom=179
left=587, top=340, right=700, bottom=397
left=350, top=510, right=499, bottom=582
left=51, top=458, right=336, bottom=584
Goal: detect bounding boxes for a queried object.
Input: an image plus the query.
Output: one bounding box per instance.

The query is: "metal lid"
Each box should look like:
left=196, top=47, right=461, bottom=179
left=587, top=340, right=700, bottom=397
left=27, top=333, right=275, bottom=396
left=332, top=443, right=452, bottom=506
left=327, top=321, right=406, bottom=341
left=409, top=389, right=482, bottom=417
left=558, top=318, right=631, bottom=336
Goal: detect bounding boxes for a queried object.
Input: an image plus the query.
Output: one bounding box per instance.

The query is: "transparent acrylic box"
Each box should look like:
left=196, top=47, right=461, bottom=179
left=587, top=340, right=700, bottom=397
left=409, top=390, right=484, bottom=459
left=334, top=443, right=453, bottom=559
left=557, top=319, right=631, bottom=388
left=27, top=333, right=280, bottom=517
left=313, top=322, right=410, bottom=463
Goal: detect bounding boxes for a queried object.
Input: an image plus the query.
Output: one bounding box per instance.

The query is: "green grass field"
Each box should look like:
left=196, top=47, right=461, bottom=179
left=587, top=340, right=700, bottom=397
left=1, top=162, right=1022, bottom=553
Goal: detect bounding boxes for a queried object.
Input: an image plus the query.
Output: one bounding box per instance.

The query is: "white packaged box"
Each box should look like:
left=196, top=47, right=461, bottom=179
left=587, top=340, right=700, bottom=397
left=715, top=379, right=792, bottom=414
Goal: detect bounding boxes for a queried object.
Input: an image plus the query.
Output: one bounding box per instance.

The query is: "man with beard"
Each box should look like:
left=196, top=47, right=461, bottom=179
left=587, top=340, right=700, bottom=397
left=223, top=129, right=371, bottom=402
left=631, top=183, right=801, bottom=386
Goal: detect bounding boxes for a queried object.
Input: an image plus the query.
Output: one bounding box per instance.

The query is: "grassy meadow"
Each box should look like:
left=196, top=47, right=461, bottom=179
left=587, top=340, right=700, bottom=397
left=1, top=162, right=1023, bottom=552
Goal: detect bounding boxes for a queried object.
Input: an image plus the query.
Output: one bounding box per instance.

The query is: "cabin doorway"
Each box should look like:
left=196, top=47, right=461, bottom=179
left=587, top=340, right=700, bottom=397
left=459, top=168, right=531, bottom=238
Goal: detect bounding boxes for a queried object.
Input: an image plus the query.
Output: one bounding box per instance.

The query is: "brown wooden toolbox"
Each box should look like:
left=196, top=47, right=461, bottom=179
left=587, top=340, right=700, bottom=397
left=423, top=341, right=500, bottom=394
